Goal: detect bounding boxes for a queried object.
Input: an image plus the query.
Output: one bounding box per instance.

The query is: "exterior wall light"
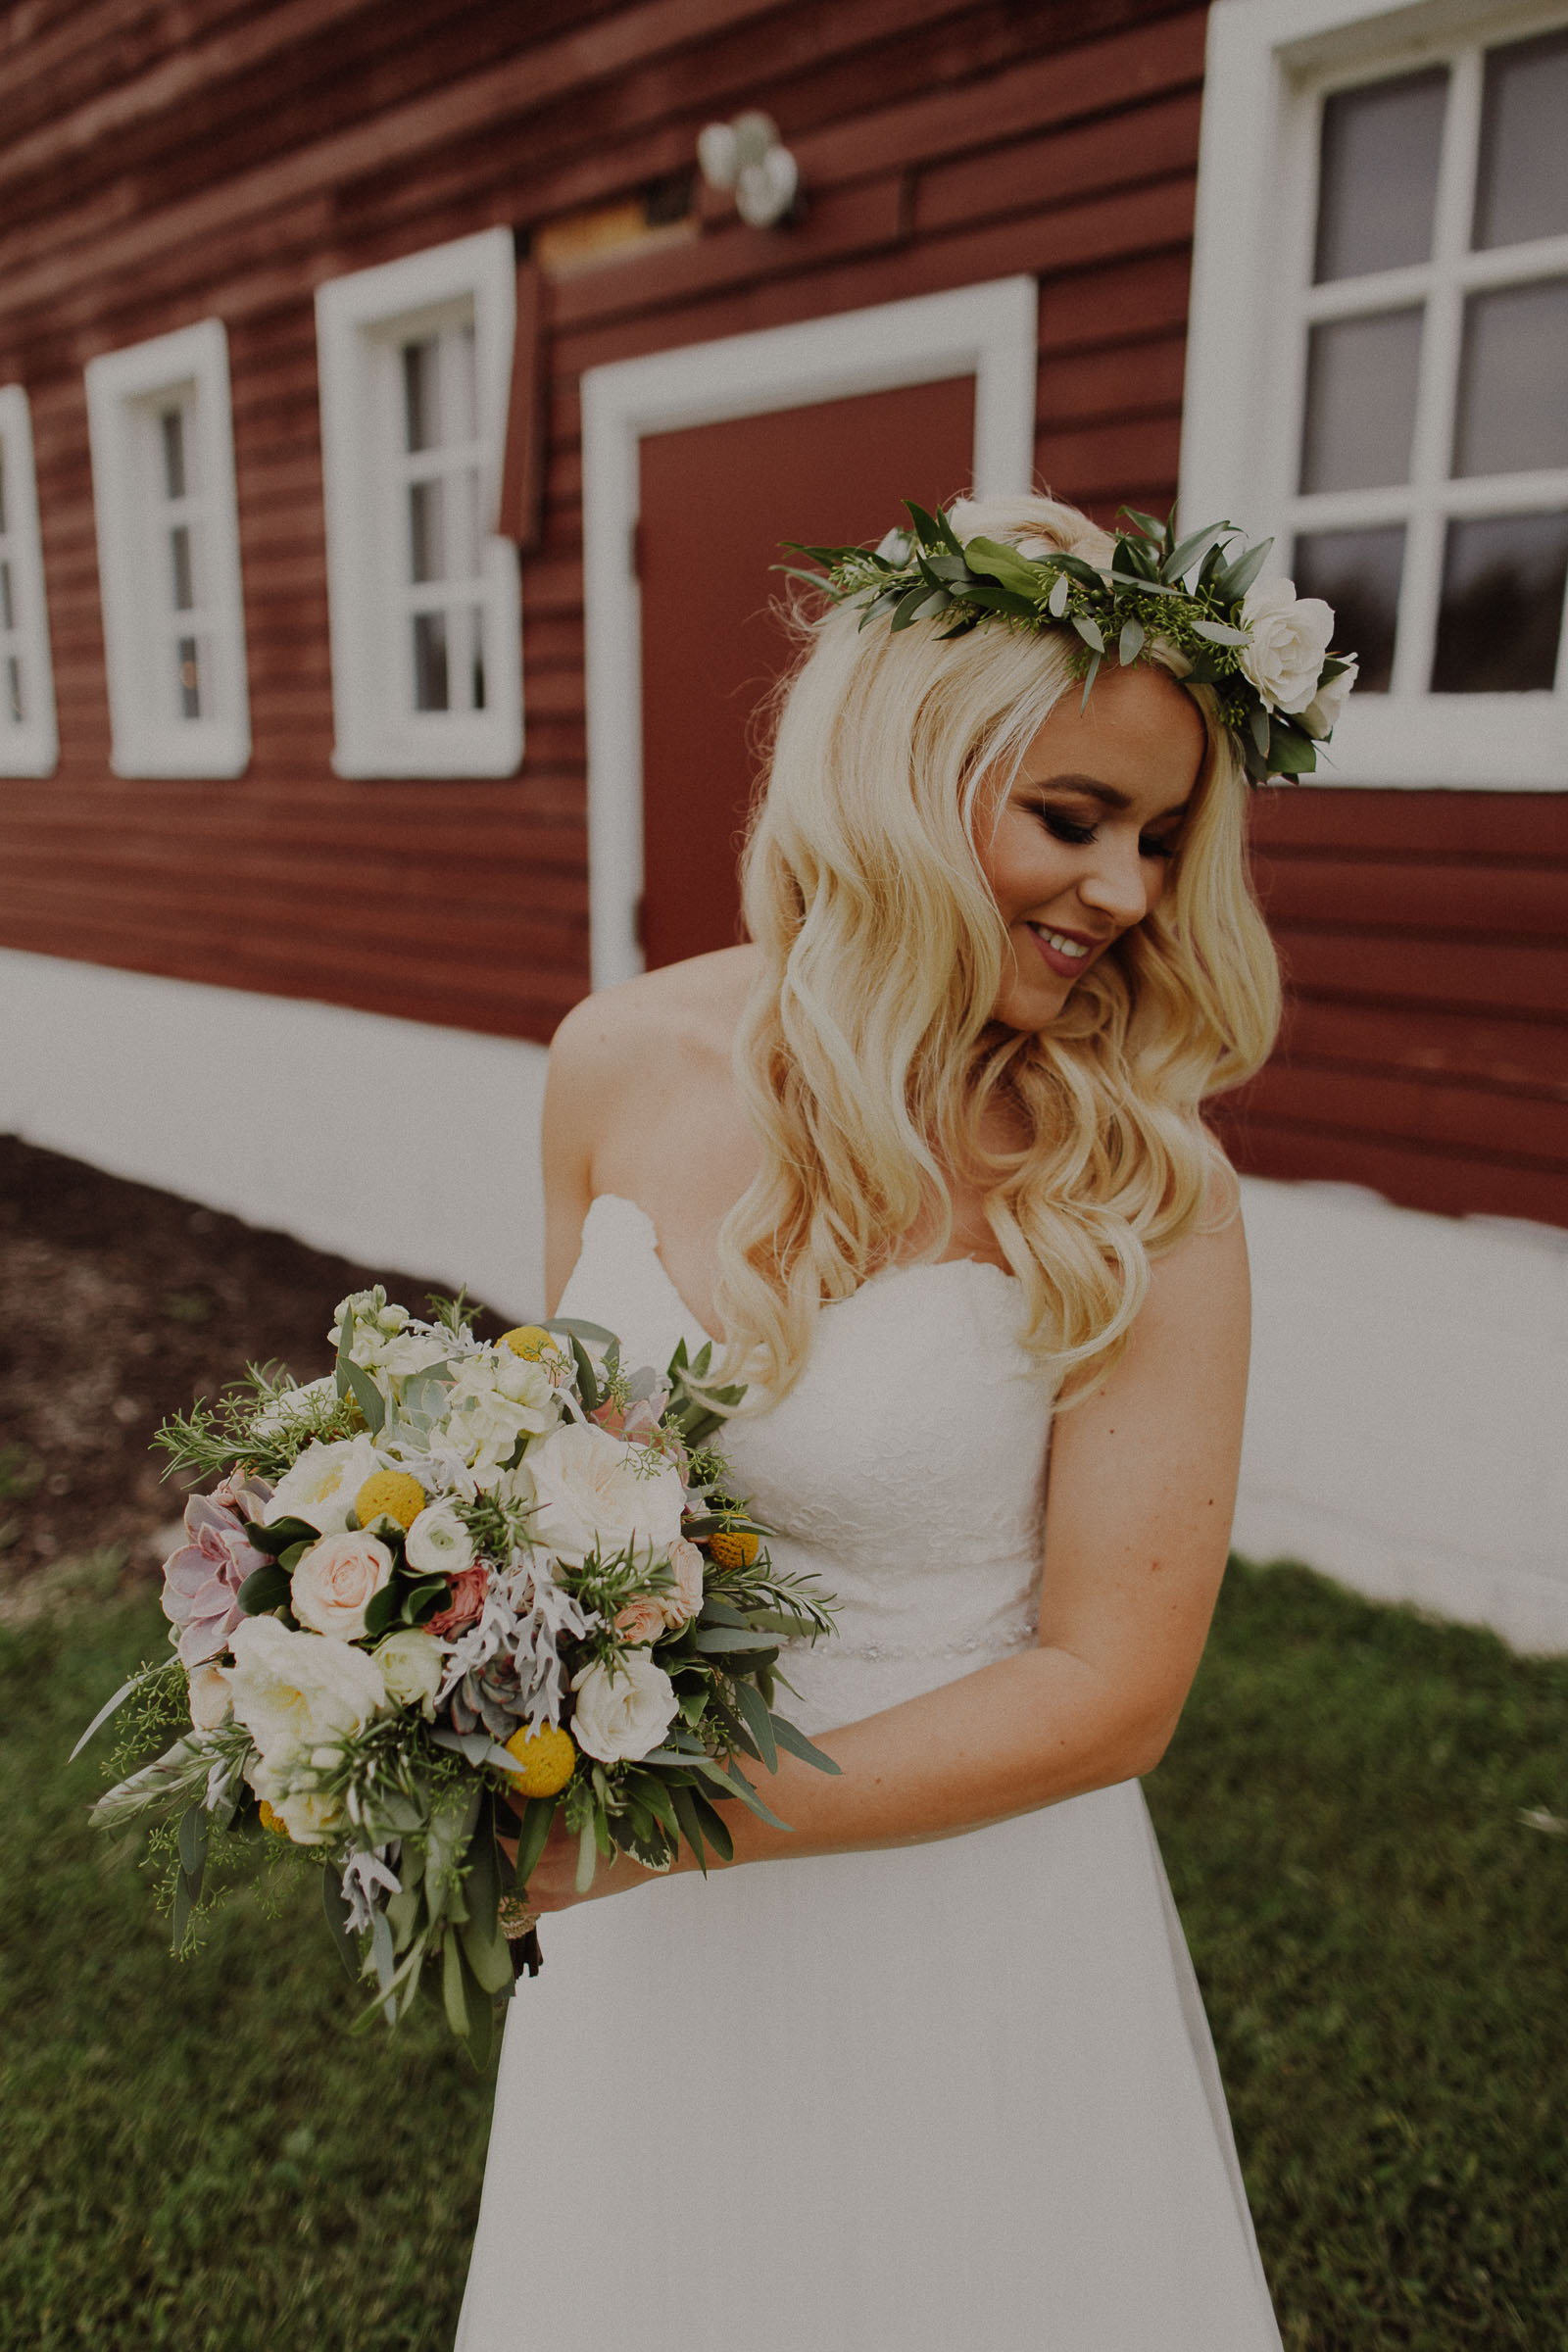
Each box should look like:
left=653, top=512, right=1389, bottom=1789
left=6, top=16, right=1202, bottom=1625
left=696, top=111, right=801, bottom=228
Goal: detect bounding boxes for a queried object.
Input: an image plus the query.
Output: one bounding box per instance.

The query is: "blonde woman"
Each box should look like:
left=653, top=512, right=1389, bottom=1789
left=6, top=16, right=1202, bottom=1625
left=457, top=493, right=1343, bottom=2350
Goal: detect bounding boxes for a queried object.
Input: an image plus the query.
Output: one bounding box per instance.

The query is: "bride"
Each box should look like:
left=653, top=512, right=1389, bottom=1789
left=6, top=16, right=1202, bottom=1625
left=457, top=492, right=1304, bottom=2349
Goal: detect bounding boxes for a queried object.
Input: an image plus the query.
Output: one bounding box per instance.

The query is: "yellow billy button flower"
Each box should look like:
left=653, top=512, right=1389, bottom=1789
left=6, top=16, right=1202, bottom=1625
left=707, top=1528, right=760, bottom=1570
left=354, top=1470, right=426, bottom=1533
left=502, top=1723, right=577, bottom=1798
left=258, top=1799, right=291, bottom=1838
left=500, top=1325, right=553, bottom=1361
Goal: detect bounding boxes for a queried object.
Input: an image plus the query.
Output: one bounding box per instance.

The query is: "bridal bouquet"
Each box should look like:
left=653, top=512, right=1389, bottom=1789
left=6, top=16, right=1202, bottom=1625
left=78, top=1288, right=837, bottom=2060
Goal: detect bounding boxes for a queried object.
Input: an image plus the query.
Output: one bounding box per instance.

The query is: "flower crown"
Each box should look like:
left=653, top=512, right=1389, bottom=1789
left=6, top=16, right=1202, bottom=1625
left=784, top=502, right=1358, bottom=785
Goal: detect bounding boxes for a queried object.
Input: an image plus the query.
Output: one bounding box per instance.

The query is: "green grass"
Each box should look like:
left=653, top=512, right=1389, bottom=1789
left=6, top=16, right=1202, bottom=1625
left=1149, top=1559, right=1568, bottom=2349
left=5, top=1561, right=1566, bottom=2349
left=0, top=1588, right=492, bottom=2352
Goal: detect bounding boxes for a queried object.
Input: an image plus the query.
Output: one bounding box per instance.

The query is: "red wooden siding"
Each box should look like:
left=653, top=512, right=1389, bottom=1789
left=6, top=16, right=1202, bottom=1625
left=0, top=0, right=1563, bottom=1225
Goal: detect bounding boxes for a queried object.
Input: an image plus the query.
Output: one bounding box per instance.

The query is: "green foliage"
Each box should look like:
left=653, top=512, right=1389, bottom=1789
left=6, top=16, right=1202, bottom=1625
left=786, top=502, right=1350, bottom=786
left=155, top=1365, right=363, bottom=1487
left=0, top=1590, right=491, bottom=2350
left=1147, top=1557, right=1568, bottom=2348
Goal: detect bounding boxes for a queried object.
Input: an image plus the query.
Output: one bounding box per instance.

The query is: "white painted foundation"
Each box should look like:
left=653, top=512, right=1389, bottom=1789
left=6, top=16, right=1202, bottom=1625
left=0, top=948, right=550, bottom=1320
left=4, top=947, right=1564, bottom=1649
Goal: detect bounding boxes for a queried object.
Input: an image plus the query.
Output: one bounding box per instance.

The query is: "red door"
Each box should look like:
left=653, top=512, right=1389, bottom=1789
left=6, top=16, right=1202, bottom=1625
left=637, top=375, right=977, bottom=970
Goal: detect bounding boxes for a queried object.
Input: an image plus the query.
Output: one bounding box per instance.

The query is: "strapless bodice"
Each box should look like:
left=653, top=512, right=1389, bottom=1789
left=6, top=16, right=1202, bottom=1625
left=556, top=1194, right=1055, bottom=1733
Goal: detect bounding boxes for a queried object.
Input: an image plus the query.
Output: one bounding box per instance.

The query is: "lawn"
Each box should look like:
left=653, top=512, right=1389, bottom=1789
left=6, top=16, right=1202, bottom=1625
left=4, top=1555, right=1566, bottom=2350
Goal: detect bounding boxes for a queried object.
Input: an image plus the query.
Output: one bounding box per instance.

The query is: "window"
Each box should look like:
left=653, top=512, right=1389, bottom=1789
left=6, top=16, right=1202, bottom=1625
left=1183, top=0, right=1568, bottom=787
left=315, top=229, right=521, bottom=777
left=84, top=318, right=250, bottom=777
left=0, top=385, right=58, bottom=777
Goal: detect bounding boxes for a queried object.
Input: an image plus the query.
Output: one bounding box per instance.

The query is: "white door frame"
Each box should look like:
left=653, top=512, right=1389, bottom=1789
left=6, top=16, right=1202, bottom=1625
left=580, top=275, right=1040, bottom=990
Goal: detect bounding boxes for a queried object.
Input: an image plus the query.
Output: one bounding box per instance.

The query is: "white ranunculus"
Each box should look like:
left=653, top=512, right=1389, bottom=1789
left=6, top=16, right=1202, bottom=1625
left=224, top=1613, right=386, bottom=1774
left=526, top=1422, right=687, bottom=1568
left=1300, top=655, right=1358, bottom=739
left=248, top=1756, right=345, bottom=1846
left=187, top=1660, right=233, bottom=1730
left=404, top=1498, right=475, bottom=1577
left=570, top=1651, right=678, bottom=1764
left=250, top=1375, right=336, bottom=1441
left=291, top=1530, right=395, bottom=1641
left=440, top=1358, right=557, bottom=1476
left=1239, top=578, right=1336, bottom=715
left=372, top=1629, right=444, bottom=1718
left=265, top=1434, right=382, bottom=1535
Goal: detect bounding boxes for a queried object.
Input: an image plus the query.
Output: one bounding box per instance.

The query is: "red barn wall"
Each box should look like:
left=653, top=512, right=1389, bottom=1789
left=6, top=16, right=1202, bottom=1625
left=0, top=0, right=1563, bottom=1225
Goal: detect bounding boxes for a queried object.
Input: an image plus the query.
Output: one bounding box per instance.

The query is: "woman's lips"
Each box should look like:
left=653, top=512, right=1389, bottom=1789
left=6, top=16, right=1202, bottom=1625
left=1025, top=922, right=1104, bottom=979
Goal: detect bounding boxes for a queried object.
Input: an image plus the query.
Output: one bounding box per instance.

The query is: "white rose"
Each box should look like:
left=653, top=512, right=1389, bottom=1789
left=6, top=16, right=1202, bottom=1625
left=490, top=1349, right=559, bottom=1415
left=291, top=1529, right=394, bottom=1641
left=1300, top=655, right=1358, bottom=739
left=372, top=1629, right=444, bottom=1718
left=526, top=1423, right=687, bottom=1568
left=187, top=1660, right=232, bottom=1730
left=250, top=1375, right=336, bottom=1441
left=224, top=1613, right=386, bottom=1773
left=1239, top=578, right=1336, bottom=714
left=404, top=1499, right=475, bottom=1577
left=266, top=1434, right=382, bottom=1535
left=570, top=1651, right=678, bottom=1764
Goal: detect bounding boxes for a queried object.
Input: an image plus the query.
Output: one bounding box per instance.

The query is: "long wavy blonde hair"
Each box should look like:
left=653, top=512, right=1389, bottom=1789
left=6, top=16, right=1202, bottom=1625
left=711, top=492, right=1281, bottom=1403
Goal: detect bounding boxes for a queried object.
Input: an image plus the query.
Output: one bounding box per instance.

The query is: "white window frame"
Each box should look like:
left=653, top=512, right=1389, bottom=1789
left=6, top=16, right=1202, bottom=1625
left=581, top=275, right=1040, bottom=989
left=84, top=318, right=251, bottom=778
left=0, top=385, right=58, bottom=778
left=315, top=228, right=521, bottom=779
left=1183, top=0, right=1568, bottom=789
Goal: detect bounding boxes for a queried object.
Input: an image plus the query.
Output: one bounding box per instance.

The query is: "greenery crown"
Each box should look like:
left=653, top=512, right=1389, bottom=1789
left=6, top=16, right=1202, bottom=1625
left=783, top=502, right=1357, bottom=786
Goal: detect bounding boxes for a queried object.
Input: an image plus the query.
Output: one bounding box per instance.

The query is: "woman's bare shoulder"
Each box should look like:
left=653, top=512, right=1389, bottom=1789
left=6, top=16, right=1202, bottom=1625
left=549, top=945, right=761, bottom=1086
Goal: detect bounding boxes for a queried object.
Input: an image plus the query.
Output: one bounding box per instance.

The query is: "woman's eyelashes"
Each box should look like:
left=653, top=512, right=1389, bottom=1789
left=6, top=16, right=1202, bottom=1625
left=1036, top=806, right=1179, bottom=860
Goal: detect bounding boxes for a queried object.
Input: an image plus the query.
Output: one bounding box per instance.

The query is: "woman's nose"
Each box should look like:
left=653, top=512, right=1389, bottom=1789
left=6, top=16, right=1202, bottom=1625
left=1077, top=836, right=1152, bottom=926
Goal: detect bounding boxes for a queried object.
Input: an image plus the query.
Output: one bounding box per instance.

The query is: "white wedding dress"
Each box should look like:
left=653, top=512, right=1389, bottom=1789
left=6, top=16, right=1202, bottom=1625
left=457, top=1194, right=1281, bottom=2350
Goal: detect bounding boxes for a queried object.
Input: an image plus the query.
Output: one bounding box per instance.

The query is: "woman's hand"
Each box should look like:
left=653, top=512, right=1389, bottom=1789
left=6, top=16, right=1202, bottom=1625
left=501, top=1810, right=677, bottom=1914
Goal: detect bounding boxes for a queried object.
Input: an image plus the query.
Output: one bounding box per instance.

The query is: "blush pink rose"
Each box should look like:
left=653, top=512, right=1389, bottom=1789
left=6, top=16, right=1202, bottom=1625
left=662, top=1536, right=706, bottom=1630
left=613, top=1595, right=667, bottom=1646
left=290, top=1530, right=393, bottom=1641
left=425, top=1564, right=489, bottom=1640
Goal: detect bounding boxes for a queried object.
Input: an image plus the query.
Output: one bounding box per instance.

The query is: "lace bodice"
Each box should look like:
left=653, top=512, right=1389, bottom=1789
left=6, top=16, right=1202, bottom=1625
left=556, top=1194, right=1055, bottom=1734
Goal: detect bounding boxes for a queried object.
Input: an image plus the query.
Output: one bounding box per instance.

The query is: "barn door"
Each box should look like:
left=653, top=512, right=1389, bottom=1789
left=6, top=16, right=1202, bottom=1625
left=635, top=375, right=976, bottom=969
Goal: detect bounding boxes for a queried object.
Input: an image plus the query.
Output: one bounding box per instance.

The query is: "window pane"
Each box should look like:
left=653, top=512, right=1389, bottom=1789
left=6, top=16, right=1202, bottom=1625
left=1299, top=309, right=1424, bottom=493
left=170, top=524, right=194, bottom=612
left=1315, top=69, right=1447, bottom=282
left=451, top=324, right=478, bottom=445
left=161, top=408, right=186, bottom=501
left=413, top=610, right=449, bottom=710
left=6, top=654, right=23, bottom=725
left=176, top=635, right=202, bottom=719
left=409, top=479, right=443, bottom=582
left=1431, top=511, right=1568, bottom=691
left=471, top=610, right=486, bottom=711
left=0, top=560, right=13, bottom=632
left=449, top=467, right=479, bottom=580
left=1474, top=28, right=1568, bottom=252
left=403, top=340, right=439, bottom=453
left=1293, top=525, right=1404, bottom=693
left=0, top=450, right=8, bottom=536
left=1453, top=279, right=1568, bottom=477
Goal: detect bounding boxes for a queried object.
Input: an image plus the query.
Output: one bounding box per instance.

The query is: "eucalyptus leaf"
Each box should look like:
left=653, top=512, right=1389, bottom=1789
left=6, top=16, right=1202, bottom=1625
left=769, top=1713, right=843, bottom=1775
left=669, top=1781, right=710, bottom=1873
left=1072, top=612, right=1104, bottom=654
left=177, top=1802, right=210, bottom=1883
left=689, top=1788, right=735, bottom=1862
left=1162, top=521, right=1229, bottom=584
left=1190, top=619, right=1251, bottom=648
left=1048, top=571, right=1070, bottom=618
left=70, top=1664, right=161, bottom=1762
left=569, top=1336, right=600, bottom=1412
left=1213, top=536, right=1272, bottom=605
left=243, top=1515, right=318, bottom=1557
left=1117, top=616, right=1145, bottom=667
left=732, top=1680, right=777, bottom=1773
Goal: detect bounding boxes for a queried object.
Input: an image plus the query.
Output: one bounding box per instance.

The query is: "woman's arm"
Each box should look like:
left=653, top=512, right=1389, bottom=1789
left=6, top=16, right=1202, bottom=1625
left=524, top=1190, right=1251, bottom=1908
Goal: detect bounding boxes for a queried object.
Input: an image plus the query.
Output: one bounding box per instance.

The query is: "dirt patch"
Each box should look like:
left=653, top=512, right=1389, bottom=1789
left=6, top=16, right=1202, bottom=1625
left=0, top=1135, right=497, bottom=1596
